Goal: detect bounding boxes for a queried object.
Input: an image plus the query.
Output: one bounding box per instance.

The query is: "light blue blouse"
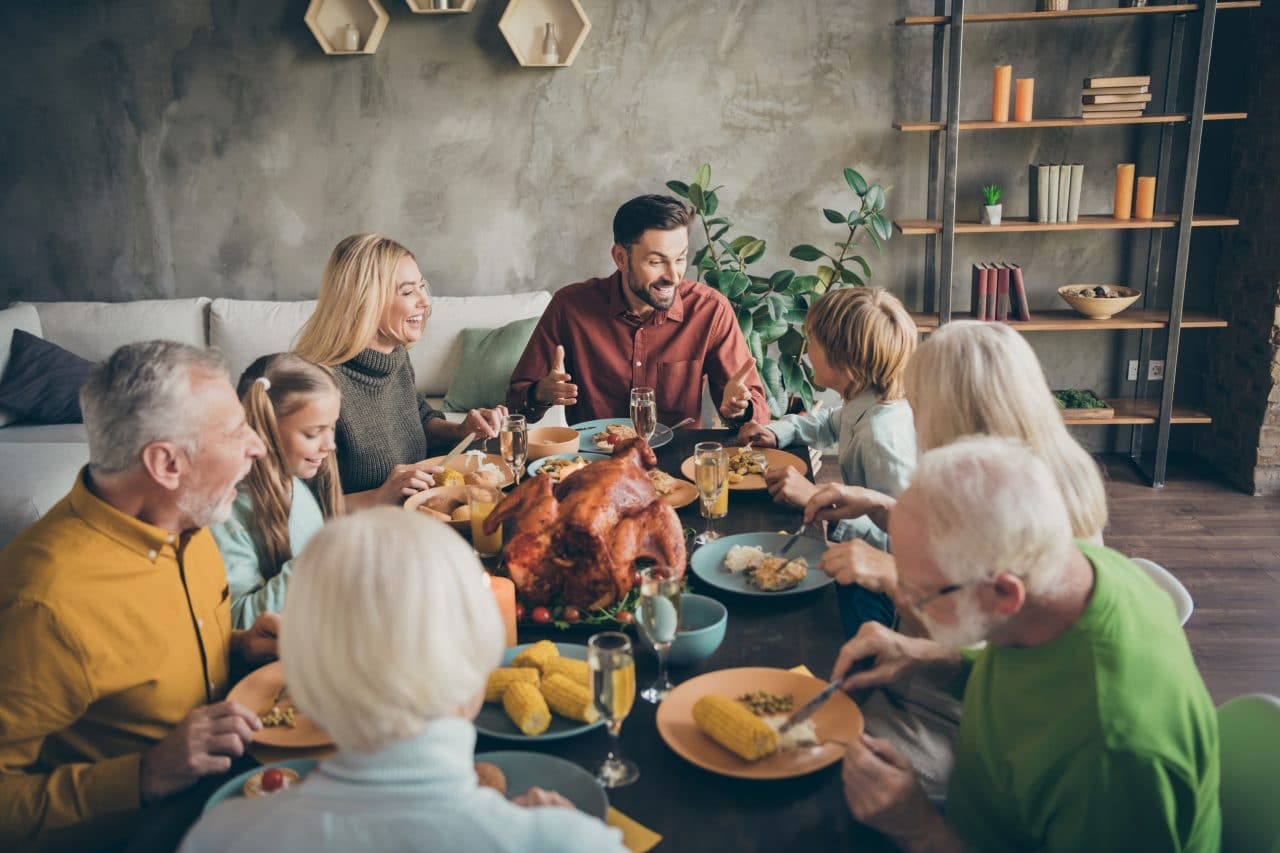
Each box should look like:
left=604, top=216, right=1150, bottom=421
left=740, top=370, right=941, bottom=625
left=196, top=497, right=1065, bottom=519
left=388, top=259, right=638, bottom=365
left=178, top=718, right=627, bottom=853
left=210, top=477, right=325, bottom=630
left=768, top=391, right=917, bottom=550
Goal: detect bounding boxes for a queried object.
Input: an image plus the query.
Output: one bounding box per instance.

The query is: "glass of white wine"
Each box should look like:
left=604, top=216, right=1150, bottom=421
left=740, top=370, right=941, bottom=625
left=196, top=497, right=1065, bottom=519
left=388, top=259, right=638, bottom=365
left=499, top=414, right=527, bottom=485
left=636, top=567, right=682, bottom=704
left=587, top=631, right=639, bottom=788
left=693, top=441, right=729, bottom=546
left=630, top=386, right=657, bottom=444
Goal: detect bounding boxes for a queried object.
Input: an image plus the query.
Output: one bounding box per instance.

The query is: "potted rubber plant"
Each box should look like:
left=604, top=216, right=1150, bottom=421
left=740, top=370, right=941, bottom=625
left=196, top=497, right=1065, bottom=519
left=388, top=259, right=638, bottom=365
left=981, top=184, right=1003, bottom=225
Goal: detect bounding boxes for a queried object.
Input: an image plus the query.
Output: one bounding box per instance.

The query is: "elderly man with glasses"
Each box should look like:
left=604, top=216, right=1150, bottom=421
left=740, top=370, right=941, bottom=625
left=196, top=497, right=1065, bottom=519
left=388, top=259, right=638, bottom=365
left=816, top=436, right=1220, bottom=852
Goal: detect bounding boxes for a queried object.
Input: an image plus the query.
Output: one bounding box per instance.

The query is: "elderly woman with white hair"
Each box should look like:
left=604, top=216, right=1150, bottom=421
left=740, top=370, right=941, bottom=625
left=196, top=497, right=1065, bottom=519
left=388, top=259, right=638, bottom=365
left=179, top=508, right=626, bottom=853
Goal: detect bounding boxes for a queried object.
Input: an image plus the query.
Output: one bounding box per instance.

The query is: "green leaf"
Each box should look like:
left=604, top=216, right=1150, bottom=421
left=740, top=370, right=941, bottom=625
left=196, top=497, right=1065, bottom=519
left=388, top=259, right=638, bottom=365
left=698, top=253, right=718, bottom=273
left=740, top=239, right=766, bottom=265
left=765, top=293, right=784, bottom=321
left=747, top=331, right=765, bottom=365
left=790, top=244, right=825, bottom=262
left=778, top=327, right=807, bottom=358
left=784, top=307, right=809, bottom=324
left=839, top=267, right=865, bottom=286
left=781, top=357, right=808, bottom=395
left=788, top=275, right=820, bottom=295
left=760, top=357, right=784, bottom=398
left=688, top=183, right=704, bottom=212
left=705, top=216, right=730, bottom=226
left=849, top=255, right=872, bottom=278
left=798, top=377, right=816, bottom=413
left=769, top=269, right=795, bottom=291
left=720, top=270, right=751, bottom=299
left=844, top=168, right=868, bottom=195
left=693, top=163, right=711, bottom=189
left=728, top=235, right=755, bottom=252
left=710, top=224, right=731, bottom=242
left=738, top=290, right=762, bottom=309
left=735, top=307, right=754, bottom=338
left=822, top=208, right=846, bottom=224
left=748, top=276, right=772, bottom=295
left=817, top=265, right=835, bottom=287
left=867, top=229, right=883, bottom=252
left=756, top=318, right=789, bottom=343
left=666, top=180, right=690, bottom=198
left=870, top=212, right=892, bottom=243
left=865, top=185, right=887, bottom=212
left=704, top=191, right=719, bottom=216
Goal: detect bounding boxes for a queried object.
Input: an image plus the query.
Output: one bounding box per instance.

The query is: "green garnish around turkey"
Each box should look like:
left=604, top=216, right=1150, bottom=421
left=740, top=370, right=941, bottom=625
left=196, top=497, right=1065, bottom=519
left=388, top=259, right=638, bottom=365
left=1054, top=389, right=1108, bottom=410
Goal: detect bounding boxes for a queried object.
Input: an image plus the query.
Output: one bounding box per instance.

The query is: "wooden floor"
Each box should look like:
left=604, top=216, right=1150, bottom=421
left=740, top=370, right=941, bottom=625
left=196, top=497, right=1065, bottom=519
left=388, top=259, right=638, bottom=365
left=817, top=452, right=1280, bottom=703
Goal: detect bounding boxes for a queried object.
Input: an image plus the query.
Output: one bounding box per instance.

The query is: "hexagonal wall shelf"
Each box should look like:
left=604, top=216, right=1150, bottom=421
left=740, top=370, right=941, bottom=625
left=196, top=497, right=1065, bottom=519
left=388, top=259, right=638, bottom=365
left=498, top=0, right=591, bottom=68
left=304, top=0, right=390, bottom=55
left=405, top=0, right=476, bottom=12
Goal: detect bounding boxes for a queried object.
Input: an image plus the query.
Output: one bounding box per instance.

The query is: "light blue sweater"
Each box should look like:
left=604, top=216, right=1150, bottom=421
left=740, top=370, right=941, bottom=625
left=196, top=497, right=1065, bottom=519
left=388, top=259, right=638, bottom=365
left=178, top=718, right=626, bottom=853
left=768, top=391, right=916, bottom=550
left=210, top=477, right=325, bottom=630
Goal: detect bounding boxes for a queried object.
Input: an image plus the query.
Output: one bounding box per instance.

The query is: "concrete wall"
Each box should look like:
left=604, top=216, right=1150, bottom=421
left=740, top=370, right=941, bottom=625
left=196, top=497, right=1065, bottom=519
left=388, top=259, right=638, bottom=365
left=0, top=1, right=1250, bottom=452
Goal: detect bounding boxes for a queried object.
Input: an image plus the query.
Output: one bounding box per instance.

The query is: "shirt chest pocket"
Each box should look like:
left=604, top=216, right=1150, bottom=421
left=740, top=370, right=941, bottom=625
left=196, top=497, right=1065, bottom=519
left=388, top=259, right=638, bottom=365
left=656, top=360, right=701, bottom=417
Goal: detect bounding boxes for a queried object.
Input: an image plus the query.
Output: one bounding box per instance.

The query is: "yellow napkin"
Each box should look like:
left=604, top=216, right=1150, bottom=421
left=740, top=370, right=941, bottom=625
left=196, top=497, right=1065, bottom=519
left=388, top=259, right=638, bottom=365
left=608, top=806, right=662, bottom=852
left=789, top=664, right=815, bottom=678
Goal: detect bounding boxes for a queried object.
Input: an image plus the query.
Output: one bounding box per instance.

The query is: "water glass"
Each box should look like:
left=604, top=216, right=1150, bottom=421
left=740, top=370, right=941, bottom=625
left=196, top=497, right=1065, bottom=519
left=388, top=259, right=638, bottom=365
left=693, top=441, right=728, bottom=546
left=630, top=387, right=657, bottom=443
left=500, top=414, right=527, bottom=485
left=636, top=567, right=682, bottom=703
left=587, top=631, right=639, bottom=788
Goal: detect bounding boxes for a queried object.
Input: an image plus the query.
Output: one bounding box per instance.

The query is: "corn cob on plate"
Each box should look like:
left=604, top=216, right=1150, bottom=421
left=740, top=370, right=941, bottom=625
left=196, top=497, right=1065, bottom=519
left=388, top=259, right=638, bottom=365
left=475, top=643, right=605, bottom=742
left=656, top=667, right=865, bottom=779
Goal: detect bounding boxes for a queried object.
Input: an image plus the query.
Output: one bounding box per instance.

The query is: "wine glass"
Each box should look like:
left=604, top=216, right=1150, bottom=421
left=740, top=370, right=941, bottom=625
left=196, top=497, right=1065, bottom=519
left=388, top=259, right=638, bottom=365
left=630, top=387, right=657, bottom=443
left=693, top=441, right=729, bottom=546
left=500, top=414, right=527, bottom=485
left=636, top=567, right=682, bottom=704
left=587, top=631, right=639, bottom=788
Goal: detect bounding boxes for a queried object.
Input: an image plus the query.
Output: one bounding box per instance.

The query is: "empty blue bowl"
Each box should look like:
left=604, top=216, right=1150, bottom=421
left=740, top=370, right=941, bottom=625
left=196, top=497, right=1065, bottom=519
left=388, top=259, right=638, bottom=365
left=666, top=593, right=727, bottom=668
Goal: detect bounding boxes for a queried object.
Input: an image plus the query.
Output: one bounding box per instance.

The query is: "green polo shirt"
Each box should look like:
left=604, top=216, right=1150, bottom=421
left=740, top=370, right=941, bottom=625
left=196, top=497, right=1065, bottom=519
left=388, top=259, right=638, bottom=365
left=947, top=542, right=1220, bottom=851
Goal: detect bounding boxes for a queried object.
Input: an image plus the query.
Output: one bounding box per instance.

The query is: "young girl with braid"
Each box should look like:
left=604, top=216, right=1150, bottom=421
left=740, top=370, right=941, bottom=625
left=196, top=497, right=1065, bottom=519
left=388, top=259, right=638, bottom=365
left=211, top=353, right=345, bottom=628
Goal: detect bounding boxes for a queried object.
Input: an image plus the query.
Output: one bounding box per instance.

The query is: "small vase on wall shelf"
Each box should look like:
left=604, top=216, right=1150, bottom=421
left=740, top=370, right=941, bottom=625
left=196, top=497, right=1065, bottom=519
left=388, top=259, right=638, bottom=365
left=342, top=23, right=360, bottom=52
left=541, top=22, right=560, bottom=65
left=1039, top=0, right=1068, bottom=10
left=981, top=184, right=1003, bottom=226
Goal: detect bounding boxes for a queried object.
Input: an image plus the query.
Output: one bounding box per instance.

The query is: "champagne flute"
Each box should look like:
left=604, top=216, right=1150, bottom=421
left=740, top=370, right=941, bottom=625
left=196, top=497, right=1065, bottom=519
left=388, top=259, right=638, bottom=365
left=636, top=567, right=682, bottom=704
left=587, top=631, right=639, bottom=788
left=693, top=441, right=728, bottom=546
left=630, top=387, right=657, bottom=444
left=500, top=414, right=527, bottom=485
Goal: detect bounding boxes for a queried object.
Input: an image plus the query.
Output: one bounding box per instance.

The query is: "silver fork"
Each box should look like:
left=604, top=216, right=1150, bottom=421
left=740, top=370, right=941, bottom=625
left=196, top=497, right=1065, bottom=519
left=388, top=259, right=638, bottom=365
left=772, top=521, right=808, bottom=558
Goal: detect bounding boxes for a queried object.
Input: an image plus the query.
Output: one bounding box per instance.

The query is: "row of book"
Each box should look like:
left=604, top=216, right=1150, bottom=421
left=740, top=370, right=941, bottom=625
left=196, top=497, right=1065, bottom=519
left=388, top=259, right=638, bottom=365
left=970, top=262, right=1031, bottom=322
left=1082, top=74, right=1152, bottom=119
left=1029, top=163, right=1083, bottom=223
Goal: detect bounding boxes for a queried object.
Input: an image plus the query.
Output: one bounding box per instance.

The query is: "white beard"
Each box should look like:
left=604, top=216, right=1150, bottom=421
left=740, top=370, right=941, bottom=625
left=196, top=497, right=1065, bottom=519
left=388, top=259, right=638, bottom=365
left=918, top=596, right=999, bottom=650
left=177, top=487, right=235, bottom=529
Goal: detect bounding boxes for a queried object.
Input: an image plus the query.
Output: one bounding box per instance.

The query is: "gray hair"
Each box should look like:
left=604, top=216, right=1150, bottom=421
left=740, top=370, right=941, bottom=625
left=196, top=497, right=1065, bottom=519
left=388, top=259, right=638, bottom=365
left=911, top=435, right=1074, bottom=597
left=79, top=341, right=229, bottom=475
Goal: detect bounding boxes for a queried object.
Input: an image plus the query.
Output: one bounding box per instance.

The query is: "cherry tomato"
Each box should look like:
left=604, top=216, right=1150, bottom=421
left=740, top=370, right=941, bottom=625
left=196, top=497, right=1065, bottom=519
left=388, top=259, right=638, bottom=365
left=530, top=606, right=552, bottom=624
left=632, top=570, right=645, bottom=586
left=561, top=606, right=581, bottom=623
left=615, top=610, right=635, bottom=625
left=261, top=768, right=285, bottom=792
left=515, top=603, right=527, bottom=622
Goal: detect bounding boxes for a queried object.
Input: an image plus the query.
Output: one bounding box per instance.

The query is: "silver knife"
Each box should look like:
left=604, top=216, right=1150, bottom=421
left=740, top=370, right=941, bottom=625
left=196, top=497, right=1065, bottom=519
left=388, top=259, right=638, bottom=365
left=777, top=679, right=842, bottom=735
left=437, top=431, right=478, bottom=471
left=772, top=522, right=808, bottom=559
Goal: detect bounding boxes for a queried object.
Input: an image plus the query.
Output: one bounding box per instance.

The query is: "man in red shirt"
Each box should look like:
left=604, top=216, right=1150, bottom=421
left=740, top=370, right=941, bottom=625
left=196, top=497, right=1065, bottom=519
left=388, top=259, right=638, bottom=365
left=507, top=194, right=768, bottom=428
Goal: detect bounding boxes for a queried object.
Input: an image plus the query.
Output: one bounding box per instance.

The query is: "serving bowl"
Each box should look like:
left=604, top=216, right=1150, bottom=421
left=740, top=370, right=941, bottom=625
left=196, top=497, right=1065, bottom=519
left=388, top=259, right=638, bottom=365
left=526, top=426, right=580, bottom=461
left=1058, top=284, right=1141, bottom=320
left=404, top=485, right=471, bottom=535
left=665, top=593, right=728, bottom=668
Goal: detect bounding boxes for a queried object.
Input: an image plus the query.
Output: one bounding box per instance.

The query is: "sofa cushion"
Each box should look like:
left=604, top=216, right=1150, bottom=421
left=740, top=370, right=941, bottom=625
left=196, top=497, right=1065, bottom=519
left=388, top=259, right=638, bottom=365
left=0, top=423, right=88, bottom=443
left=0, top=442, right=89, bottom=549
left=209, top=299, right=315, bottom=384
left=0, top=331, right=94, bottom=424
left=442, top=317, right=540, bottom=412
left=18, top=298, right=210, bottom=362
left=0, top=304, right=42, bottom=427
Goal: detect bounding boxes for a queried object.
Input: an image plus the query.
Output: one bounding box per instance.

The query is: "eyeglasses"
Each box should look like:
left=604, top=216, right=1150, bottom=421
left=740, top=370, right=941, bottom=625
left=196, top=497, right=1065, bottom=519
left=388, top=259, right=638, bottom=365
left=900, top=573, right=1020, bottom=610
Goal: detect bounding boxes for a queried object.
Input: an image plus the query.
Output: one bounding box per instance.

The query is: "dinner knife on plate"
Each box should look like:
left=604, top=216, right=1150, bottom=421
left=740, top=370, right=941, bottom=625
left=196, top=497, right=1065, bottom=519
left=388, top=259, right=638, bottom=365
left=437, top=431, right=478, bottom=471
left=777, top=679, right=841, bottom=735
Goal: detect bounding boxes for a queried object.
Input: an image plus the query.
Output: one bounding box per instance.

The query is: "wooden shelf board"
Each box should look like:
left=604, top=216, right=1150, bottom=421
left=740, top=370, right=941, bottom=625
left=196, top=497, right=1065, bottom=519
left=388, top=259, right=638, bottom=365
left=899, top=2, right=1259, bottom=26
left=894, top=112, right=1246, bottom=132
left=1062, top=399, right=1212, bottom=426
left=304, top=0, right=390, bottom=55
left=498, top=0, right=591, bottom=67
left=405, top=0, right=477, bottom=11
left=894, top=214, right=1239, bottom=235
left=912, top=310, right=1227, bottom=333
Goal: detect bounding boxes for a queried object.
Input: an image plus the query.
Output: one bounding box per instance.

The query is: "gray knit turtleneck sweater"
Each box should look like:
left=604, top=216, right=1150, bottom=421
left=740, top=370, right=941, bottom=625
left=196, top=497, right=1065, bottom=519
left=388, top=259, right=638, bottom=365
left=332, top=347, right=445, bottom=494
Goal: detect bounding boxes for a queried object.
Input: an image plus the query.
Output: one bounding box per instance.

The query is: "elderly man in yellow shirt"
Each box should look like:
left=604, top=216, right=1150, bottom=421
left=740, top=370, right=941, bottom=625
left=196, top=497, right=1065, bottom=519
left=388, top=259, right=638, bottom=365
left=0, top=341, right=281, bottom=851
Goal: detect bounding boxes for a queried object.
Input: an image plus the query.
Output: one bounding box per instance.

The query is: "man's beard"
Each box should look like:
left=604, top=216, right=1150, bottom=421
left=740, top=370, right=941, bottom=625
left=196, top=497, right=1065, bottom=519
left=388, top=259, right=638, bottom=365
left=918, top=595, right=999, bottom=650
left=177, top=487, right=235, bottom=529
left=626, top=261, right=677, bottom=311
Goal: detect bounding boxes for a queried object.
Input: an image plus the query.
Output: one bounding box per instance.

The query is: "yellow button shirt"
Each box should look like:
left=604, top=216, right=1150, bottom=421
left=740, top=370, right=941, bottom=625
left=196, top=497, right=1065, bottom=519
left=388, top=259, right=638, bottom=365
left=0, top=469, right=232, bottom=850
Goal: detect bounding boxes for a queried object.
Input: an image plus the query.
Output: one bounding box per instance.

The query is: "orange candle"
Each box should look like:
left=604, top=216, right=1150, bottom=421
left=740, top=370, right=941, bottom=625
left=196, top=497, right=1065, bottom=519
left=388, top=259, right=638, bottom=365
left=1134, top=176, right=1156, bottom=220
left=1114, top=164, right=1135, bottom=220
left=1014, top=78, right=1034, bottom=122
left=486, top=573, right=518, bottom=647
left=992, top=65, right=1013, bottom=122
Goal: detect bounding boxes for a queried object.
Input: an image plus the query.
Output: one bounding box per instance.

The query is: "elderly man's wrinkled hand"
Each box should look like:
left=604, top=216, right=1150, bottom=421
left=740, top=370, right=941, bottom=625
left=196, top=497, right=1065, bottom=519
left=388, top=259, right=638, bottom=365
left=139, top=701, right=261, bottom=803
left=831, top=622, right=927, bottom=690
left=843, top=734, right=952, bottom=847
left=819, top=540, right=898, bottom=593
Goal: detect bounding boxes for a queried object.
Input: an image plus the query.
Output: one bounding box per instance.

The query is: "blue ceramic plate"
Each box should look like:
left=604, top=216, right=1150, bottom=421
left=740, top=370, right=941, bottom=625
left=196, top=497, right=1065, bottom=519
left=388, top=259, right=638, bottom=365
left=474, top=643, right=605, bottom=742
left=475, top=751, right=608, bottom=819
left=525, top=452, right=611, bottom=479
left=689, top=532, right=833, bottom=597
left=569, top=418, right=674, bottom=450
left=203, top=758, right=318, bottom=813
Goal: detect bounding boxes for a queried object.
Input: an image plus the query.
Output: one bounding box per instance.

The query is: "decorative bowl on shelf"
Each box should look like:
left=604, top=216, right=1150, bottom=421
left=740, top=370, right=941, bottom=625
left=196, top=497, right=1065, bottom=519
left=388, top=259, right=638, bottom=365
left=1058, top=284, right=1141, bottom=320
left=526, top=427, right=581, bottom=461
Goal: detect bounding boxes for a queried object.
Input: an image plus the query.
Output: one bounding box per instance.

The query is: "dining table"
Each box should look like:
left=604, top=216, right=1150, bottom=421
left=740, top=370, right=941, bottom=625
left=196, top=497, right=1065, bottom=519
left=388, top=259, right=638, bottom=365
left=127, top=428, right=894, bottom=852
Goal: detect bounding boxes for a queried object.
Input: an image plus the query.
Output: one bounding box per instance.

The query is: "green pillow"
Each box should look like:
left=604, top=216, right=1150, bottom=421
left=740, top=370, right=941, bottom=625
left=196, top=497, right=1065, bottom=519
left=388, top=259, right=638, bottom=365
left=442, top=317, right=540, bottom=412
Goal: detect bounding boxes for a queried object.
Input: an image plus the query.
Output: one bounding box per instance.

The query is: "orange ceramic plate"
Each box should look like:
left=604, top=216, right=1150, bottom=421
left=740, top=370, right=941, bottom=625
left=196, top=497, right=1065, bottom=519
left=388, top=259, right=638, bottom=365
left=680, top=448, right=808, bottom=491
left=420, top=452, right=515, bottom=489
left=227, top=661, right=333, bottom=749
left=656, top=667, right=863, bottom=780
left=660, top=478, right=700, bottom=510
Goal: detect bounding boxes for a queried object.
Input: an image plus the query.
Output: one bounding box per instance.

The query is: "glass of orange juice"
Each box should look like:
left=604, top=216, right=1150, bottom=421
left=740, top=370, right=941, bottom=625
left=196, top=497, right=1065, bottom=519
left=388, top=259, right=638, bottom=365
left=469, top=486, right=503, bottom=557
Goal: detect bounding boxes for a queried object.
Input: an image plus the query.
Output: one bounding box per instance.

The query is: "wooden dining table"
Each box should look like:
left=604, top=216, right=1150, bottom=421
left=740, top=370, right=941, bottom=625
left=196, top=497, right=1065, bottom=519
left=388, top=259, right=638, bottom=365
left=128, top=428, right=893, bottom=852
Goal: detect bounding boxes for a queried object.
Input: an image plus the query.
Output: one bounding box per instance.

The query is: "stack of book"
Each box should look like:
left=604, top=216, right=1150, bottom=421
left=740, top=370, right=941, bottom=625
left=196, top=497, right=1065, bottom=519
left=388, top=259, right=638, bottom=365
left=1028, top=163, right=1084, bottom=223
left=1081, top=75, right=1152, bottom=119
left=970, top=262, right=1031, bottom=322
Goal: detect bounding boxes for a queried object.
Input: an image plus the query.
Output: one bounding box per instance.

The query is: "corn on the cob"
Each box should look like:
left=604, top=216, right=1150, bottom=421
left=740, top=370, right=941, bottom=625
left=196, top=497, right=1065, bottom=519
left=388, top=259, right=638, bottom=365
left=434, top=469, right=465, bottom=487
left=484, top=667, right=540, bottom=703
left=541, top=656, right=589, bottom=687
left=511, top=640, right=559, bottom=672
left=502, top=681, right=551, bottom=736
left=693, top=694, right=778, bottom=761
left=540, top=673, right=599, bottom=724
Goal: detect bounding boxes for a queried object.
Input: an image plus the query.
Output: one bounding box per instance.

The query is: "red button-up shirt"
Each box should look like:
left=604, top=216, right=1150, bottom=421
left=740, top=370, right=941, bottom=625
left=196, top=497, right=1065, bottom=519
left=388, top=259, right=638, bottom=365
left=507, top=273, right=769, bottom=427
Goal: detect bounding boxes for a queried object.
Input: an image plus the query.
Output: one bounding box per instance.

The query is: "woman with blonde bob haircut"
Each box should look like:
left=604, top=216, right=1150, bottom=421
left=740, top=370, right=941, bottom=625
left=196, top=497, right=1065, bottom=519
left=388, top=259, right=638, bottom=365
left=295, top=234, right=508, bottom=509
left=181, top=509, right=626, bottom=853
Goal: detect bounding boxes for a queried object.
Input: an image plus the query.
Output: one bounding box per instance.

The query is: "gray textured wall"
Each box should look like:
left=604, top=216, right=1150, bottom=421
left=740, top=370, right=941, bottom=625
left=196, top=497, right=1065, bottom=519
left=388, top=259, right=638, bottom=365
left=0, top=1, right=1249, bottom=451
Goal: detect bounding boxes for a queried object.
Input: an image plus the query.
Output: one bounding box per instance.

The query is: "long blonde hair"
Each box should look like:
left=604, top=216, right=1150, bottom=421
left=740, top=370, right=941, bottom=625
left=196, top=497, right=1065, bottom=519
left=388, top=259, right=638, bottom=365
left=905, top=321, right=1108, bottom=539
left=238, top=353, right=345, bottom=579
left=806, top=287, right=916, bottom=402
left=294, top=233, right=416, bottom=366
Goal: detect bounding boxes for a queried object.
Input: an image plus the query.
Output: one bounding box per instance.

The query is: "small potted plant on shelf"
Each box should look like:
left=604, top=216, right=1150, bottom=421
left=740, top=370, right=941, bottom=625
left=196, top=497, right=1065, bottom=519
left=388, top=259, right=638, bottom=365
left=981, top=184, right=1003, bottom=225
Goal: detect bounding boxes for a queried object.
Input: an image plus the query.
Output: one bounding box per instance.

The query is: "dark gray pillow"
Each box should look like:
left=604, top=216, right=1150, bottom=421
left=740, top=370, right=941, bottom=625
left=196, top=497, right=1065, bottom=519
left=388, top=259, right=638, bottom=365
left=0, top=330, right=94, bottom=424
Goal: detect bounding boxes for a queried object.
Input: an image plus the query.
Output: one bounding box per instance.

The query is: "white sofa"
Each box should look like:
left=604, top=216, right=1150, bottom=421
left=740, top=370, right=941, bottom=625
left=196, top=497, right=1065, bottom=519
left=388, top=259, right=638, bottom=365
left=0, top=293, right=561, bottom=547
